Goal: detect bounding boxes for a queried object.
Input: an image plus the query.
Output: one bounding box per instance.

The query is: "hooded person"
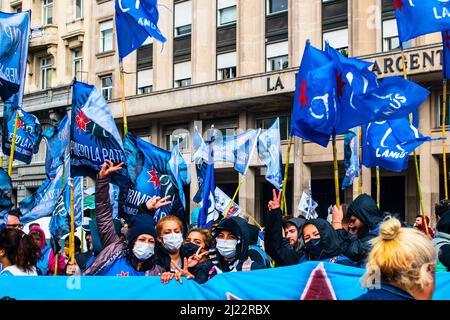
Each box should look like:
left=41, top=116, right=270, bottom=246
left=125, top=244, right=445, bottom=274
left=332, top=194, right=383, bottom=265
left=301, top=219, right=356, bottom=266
left=432, top=212, right=450, bottom=272
left=414, top=215, right=435, bottom=239
left=264, top=190, right=307, bottom=266
left=28, top=226, right=52, bottom=275
left=208, top=216, right=266, bottom=279
left=82, top=161, right=169, bottom=276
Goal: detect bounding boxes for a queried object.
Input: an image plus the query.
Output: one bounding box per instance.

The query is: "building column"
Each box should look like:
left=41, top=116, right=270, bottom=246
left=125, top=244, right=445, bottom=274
left=192, top=0, right=216, bottom=84
left=293, top=137, right=311, bottom=216
left=289, top=0, right=321, bottom=68
left=419, top=148, right=440, bottom=224
left=353, top=167, right=372, bottom=199
left=154, top=0, right=174, bottom=91
left=349, top=0, right=379, bottom=56
left=237, top=0, right=265, bottom=76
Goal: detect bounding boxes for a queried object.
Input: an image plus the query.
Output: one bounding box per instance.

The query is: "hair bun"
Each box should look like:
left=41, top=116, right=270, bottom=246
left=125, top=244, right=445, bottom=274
left=379, top=217, right=401, bottom=241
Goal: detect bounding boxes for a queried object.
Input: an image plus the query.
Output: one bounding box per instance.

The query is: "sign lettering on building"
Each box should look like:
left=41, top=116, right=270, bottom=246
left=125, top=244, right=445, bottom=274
left=267, top=76, right=285, bottom=92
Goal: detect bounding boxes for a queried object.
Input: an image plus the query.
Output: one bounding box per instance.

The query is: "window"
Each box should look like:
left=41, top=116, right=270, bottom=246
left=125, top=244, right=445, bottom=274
left=137, top=69, right=153, bottom=94
left=437, top=94, right=450, bottom=128
left=174, top=1, right=192, bottom=37
left=267, top=0, right=288, bottom=15
left=42, top=0, right=53, bottom=25
left=382, top=19, right=412, bottom=52
left=72, top=49, right=83, bottom=79
left=75, top=0, right=83, bottom=20
left=174, top=61, right=191, bottom=88
left=40, top=57, right=53, bottom=89
left=323, top=28, right=348, bottom=53
left=99, top=20, right=113, bottom=53
left=165, top=129, right=189, bottom=151
left=100, top=75, right=112, bottom=101
left=218, top=0, right=236, bottom=27
left=266, top=41, right=288, bottom=71
left=217, top=51, right=236, bottom=80
left=256, top=116, right=291, bottom=141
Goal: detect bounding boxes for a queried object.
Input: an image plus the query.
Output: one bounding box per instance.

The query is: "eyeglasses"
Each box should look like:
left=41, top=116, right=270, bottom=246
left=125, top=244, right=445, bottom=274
left=6, top=224, right=24, bottom=230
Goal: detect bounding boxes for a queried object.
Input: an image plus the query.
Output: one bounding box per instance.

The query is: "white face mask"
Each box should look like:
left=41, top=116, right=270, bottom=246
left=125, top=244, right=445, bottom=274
left=162, top=232, right=184, bottom=252
left=133, top=242, right=155, bottom=261
left=216, top=238, right=238, bottom=258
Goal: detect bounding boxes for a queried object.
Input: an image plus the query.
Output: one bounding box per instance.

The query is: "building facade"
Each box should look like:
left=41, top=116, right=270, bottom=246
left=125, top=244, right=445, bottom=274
left=0, top=0, right=448, bottom=224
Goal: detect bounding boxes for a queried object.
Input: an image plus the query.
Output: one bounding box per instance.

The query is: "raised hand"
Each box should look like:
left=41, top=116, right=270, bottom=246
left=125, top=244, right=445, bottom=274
left=98, top=160, right=124, bottom=178
left=160, top=271, right=175, bottom=284
left=187, top=246, right=209, bottom=268
left=171, top=258, right=195, bottom=283
left=146, top=195, right=172, bottom=211
left=268, top=189, right=281, bottom=211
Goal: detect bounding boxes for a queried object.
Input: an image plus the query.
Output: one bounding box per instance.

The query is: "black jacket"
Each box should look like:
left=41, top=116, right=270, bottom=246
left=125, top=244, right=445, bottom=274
left=337, top=194, right=383, bottom=264
left=435, top=213, right=450, bottom=270
left=302, top=219, right=354, bottom=266
left=209, top=216, right=266, bottom=277
left=264, top=208, right=306, bottom=266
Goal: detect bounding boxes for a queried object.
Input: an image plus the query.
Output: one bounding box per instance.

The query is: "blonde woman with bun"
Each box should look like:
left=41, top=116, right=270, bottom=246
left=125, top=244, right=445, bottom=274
left=355, top=217, right=437, bottom=300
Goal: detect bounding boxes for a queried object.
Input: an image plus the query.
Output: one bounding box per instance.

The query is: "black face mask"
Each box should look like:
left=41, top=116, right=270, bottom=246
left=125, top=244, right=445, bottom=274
left=305, top=238, right=323, bottom=261
left=180, top=242, right=200, bottom=259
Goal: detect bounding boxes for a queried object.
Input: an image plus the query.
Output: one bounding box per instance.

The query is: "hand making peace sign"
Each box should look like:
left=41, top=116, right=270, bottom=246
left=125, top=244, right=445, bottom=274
left=268, top=189, right=281, bottom=211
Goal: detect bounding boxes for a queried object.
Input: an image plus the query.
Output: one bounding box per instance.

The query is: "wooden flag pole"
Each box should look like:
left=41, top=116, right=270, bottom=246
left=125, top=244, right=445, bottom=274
left=376, top=166, right=380, bottom=208
left=224, top=176, right=244, bottom=218
left=333, top=135, right=340, bottom=207
left=119, top=61, right=128, bottom=136
left=7, top=112, right=20, bottom=176
left=280, top=137, right=293, bottom=214
left=358, top=126, right=363, bottom=195
left=54, top=253, right=59, bottom=275
left=401, top=50, right=429, bottom=236
left=442, top=79, right=448, bottom=200
left=69, top=179, right=75, bottom=264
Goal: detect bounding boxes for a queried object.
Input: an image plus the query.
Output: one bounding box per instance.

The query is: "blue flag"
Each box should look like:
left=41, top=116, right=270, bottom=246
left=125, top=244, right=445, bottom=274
left=443, top=30, right=450, bottom=79
left=393, top=0, right=450, bottom=44
left=70, top=81, right=128, bottom=186
left=168, top=143, right=191, bottom=210
left=0, top=168, right=12, bottom=231
left=115, top=0, right=166, bottom=61
left=342, top=128, right=359, bottom=190
left=2, top=104, right=43, bottom=164
left=43, top=114, right=70, bottom=179
left=198, top=158, right=218, bottom=229
left=0, top=11, right=30, bottom=103
left=290, top=41, right=336, bottom=147
left=362, top=117, right=436, bottom=172
left=257, top=118, right=283, bottom=191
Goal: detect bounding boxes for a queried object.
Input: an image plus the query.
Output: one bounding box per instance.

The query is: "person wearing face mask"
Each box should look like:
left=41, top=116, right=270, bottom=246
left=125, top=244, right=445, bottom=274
left=301, top=219, right=355, bottom=266
left=180, top=228, right=213, bottom=284
left=208, top=216, right=266, bottom=279
left=264, top=190, right=307, bottom=266
left=82, top=161, right=170, bottom=276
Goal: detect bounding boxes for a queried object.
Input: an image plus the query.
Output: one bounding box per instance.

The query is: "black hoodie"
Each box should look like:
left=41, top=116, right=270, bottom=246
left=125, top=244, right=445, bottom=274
left=264, top=208, right=307, bottom=266
left=209, top=216, right=265, bottom=277
left=336, top=194, right=383, bottom=264
left=435, top=213, right=450, bottom=270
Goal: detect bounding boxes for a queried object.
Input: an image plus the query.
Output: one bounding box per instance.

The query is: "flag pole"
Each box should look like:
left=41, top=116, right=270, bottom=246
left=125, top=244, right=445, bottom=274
left=401, top=50, right=429, bottom=236
left=69, top=178, right=75, bottom=264
left=280, top=137, right=292, bottom=214
left=376, top=166, right=380, bottom=208
left=119, top=61, right=128, bottom=135
left=442, top=79, right=448, bottom=200
left=7, top=112, right=20, bottom=176
left=333, top=135, right=340, bottom=207
left=358, top=126, right=363, bottom=195
left=54, top=253, right=59, bottom=275
left=224, top=176, right=244, bottom=218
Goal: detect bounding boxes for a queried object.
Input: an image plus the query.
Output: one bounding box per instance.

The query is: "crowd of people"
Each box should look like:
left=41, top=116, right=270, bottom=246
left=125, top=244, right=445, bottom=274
left=1, top=160, right=449, bottom=300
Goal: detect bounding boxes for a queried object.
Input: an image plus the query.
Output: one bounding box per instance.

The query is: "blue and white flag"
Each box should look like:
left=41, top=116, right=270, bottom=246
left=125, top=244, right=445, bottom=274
left=362, top=117, right=437, bottom=172
left=168, top=143, right=191, bottom=210
left=443, top=30, right=450, bottom=79
left=115, top=0, right=166, bottom=61
left=0, top=11, right=30, bottom=103
left=198, top=159, right=219, bottom=229
left=0, top=168, right=12, bottom=230
left=43, top=114, right=70, bottom=179
left=342, top=127, right=359, bottom=189
left=70, top=81, right=128, bottom=186
left=257, top=118, right=283, bottom=191
left=393, top=0, right=450, bottom=44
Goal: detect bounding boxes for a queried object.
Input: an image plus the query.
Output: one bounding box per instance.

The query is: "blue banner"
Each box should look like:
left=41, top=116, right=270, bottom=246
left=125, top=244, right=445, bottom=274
left=393, top=0, right=450, bottom=44
left=115, top=0, right=166, bottom=61
left=257, top=118, right=283, bottom=191
left=362, top=117, right=436, bottom=172
left=0, top=168, right=12, bottom=211
left=0, top=262, right=449, bottom=300
left=0, top=11, right=30, bottom=103
left=43, top=114, right=70, bottom=179
left=70, top=81, right=128, bottom=186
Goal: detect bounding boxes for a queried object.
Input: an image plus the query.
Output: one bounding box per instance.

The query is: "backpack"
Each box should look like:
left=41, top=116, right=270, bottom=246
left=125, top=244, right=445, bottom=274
left=248, top=245, right=273, bottom=268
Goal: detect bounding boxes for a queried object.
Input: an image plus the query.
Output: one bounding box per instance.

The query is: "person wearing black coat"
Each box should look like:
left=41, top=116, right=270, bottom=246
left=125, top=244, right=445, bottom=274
left=433, top=211, right=450, bottom=271
left=331, top=194, right=383, bottom=265
left=263, top=190, right=307, bottom=266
